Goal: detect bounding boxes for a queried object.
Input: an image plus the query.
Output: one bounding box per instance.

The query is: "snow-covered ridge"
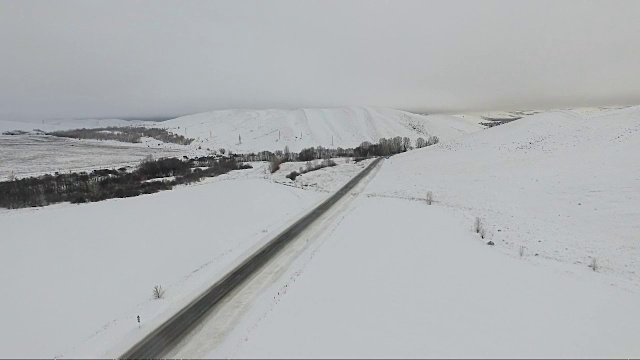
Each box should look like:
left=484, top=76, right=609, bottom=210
left=146, top=106, right=483, bottom=152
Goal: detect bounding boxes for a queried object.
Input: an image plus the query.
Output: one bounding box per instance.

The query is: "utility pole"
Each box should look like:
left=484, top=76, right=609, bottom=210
left=331, top=135, right=334, bottom=146
left=279, top=130, right=281, bottom=141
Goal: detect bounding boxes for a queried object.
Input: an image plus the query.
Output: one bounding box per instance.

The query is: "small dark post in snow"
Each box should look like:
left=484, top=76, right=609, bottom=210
left=137, top=315, right=140, bottom=328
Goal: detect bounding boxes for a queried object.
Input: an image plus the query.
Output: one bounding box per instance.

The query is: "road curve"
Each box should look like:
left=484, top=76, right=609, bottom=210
left=121, top=157, right=383, bottom=359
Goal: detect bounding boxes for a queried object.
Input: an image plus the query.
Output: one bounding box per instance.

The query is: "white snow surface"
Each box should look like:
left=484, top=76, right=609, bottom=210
left=366, top=106, right=640, bottom=288
left=147, top=106, right=482, bottom=153
left=0, top=135, right=183, bottom=180
left=166, top=106, right=640, bottom=358
left=207, top=196, right=640, bottom=358
left=3, top=105, right=639, bottom=358
left=0, top=169, right=325, bottom=358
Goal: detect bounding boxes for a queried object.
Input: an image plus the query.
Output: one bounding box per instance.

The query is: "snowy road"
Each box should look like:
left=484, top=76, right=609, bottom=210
left=121, top=158, right=383, bottom=358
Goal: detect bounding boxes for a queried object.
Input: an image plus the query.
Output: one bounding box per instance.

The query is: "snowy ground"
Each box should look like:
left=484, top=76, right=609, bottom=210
left=3, top=105, right=638, bottom=357
left=201, top=196, right=640, bottom=358
left=366, top=106, right=640, bottom=289
left=168, top=106, right=640, bottom=358
left=0, top=135, right=184, bottom=180
left=269, top=158, right=376, bottom=193
left=0, top=168, right=326, bottom=358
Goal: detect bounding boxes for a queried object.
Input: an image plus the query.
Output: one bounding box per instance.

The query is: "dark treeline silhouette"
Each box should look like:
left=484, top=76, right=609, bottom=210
left=48, top=126, right=194, bottom=145
left=0, top=156, right=250, bottom=209
left=235, top=135, right=440, bottom=167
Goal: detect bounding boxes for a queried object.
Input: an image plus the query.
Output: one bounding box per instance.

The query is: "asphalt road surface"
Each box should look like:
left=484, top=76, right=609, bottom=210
left=121, top=157, right=383, bottom=359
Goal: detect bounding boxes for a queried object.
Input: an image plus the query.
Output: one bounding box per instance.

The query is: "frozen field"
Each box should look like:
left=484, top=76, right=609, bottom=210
left=0, top=135, right=183, bottom=180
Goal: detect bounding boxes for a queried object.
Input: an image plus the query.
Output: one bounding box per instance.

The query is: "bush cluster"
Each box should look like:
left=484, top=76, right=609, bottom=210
left=286, top=159, right=337, bottom=181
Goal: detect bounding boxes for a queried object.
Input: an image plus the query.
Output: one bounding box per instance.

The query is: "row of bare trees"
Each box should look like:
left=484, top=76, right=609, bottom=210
left=49, top=126, right=194, bottom=145
left=0, top=156, right=249, bottom=209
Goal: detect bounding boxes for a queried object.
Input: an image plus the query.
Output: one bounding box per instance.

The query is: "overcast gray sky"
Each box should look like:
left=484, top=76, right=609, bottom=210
left=1, top=0, right=639, bottom=121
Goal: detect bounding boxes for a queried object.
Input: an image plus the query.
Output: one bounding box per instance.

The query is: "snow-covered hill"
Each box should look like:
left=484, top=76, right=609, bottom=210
left=148, top=106, right=482, bottom=153
left=366, top=105, right=640, bottom=286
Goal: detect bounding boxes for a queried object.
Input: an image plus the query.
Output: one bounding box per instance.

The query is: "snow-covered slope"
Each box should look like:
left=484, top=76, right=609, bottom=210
left=366, top=105, right=640, bottom=286
left=149, top=106, right=482, bottom=153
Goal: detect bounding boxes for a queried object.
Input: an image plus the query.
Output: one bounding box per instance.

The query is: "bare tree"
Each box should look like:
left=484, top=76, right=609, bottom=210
left=402, top=137, right=412, bottom=151
left=427, top=135, right=440, bottom=146
left=7, top=171, right=15, bottom=181
left=589, top=258, right=599, bottom=272
left=153, top=285, right=165, bottom=299
left=269, top=156, right=281, bottom=173
left=474, top=217, right=481, bottom=233
left=426, top=191, right=433, bottom=205
left=519, top=246, right=525, bottom=257
left=415, top=137, right=426, bottom=148
left=480, top=227, right=486, bottom=239
left=284, top=145, right=290, bottom=161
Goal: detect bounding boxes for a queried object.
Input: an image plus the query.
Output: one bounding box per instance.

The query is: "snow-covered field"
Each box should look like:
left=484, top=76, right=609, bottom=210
left=146, top=106, right=482, bottom=153
left=0, top=135, right=184, bottom=180
left=202, top=196, right=640, bottom=358
left=196, top=195, right=640, bottom=358
left=168, top=106, right=640, bottom=358
left=2, top=105, right=638, bottom=358
left=268, top=158, right=375, bottom=193
left=0, top=168, right=326, bottom=358
left=366, top=106, right=640, bottom=289
left=1, top=106, right=481, bottom=180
